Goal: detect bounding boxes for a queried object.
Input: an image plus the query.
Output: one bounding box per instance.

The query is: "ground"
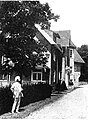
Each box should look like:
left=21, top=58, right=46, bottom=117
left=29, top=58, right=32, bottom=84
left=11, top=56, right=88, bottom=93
left=26, top=83, right=88, bottom=119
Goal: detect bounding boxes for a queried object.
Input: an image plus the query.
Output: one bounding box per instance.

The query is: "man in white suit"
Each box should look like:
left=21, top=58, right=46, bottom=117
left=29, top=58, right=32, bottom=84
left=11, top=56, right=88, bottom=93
left=10, top=76, right=23, bottom=113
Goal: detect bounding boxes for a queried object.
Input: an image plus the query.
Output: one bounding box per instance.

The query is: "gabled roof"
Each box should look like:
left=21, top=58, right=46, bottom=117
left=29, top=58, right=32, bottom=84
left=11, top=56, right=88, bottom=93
left=74, top=49, right=85, bottom=63
left=55, top=30, right=70, bottom=47
left=35, top=25, right=84, bottom=64
left=35, top=24, right=62, bottom=52
left=54, top=30, right=84, bottom=63
left=69, top=40, right=76, bottom=48
left=54, top=30, right=76, bottom=48
left=35, top=24, right=55, bottom=44
left=44, top=29, right=53, bottom=39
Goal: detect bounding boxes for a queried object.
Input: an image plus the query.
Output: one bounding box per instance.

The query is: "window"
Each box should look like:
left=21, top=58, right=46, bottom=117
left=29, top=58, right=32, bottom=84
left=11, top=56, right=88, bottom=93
left=70, top=49, right=72, bottom=57
left=74, top=64, right=80, bottom=72
left=70, top=66, right=72, bottom=73
left=32, top=72, right=42, bottom=81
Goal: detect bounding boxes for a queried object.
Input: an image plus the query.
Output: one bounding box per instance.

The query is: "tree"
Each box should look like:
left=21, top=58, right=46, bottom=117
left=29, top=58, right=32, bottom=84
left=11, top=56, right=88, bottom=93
left=77, top=45, right=88, bottom=81
left=0, top=1, right=59, bottom=77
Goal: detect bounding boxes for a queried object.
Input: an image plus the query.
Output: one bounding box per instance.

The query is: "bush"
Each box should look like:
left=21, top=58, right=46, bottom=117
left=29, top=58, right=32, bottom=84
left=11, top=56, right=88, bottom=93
left=55, top=81, right=67, bottom=92
left=21, top=83, right=52, bottom=107
left=55, top=80, right=62, bottom=91
left=0, top=86, right=13, bottom=115
left=0, top=83, right=52, bottom=114
left=61, top=81, right=67, bottom=90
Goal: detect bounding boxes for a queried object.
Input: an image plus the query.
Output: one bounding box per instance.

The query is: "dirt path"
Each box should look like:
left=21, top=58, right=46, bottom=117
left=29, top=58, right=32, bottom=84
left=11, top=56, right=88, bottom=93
left=26, top=85, right=88, bottom=119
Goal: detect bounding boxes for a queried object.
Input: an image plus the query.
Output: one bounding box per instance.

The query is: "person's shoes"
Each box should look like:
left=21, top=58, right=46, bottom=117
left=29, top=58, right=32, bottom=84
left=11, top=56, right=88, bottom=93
left=11, top=111, right=15, bottom=113
left=16, top=111, right=20, bottom=113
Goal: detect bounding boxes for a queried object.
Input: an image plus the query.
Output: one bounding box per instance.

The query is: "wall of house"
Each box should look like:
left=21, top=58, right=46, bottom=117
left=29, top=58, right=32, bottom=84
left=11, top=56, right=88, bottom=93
left=61, top=47, right=75, bottom=87
left=74, top=63, right=81, bottom=86
left=31, top=68, right=50, bottom=84
left=51, top=45, right=62, bottom=85
left=46, top=51, right=51, bottom=69
left=61, top=47, right=69, bottom=87
left=46, top=51, right=51, bottom=84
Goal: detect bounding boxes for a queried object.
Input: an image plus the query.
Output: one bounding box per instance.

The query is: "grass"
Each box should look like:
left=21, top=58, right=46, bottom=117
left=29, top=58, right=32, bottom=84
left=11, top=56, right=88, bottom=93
left=78, top=81, right=88, bottom=85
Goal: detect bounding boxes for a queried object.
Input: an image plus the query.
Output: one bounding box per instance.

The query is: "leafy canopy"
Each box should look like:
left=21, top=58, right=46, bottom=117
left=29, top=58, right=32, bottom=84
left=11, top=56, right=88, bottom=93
left=77, top=45, right=88, bottom=80
left=0, top=1, right=59, bottom=76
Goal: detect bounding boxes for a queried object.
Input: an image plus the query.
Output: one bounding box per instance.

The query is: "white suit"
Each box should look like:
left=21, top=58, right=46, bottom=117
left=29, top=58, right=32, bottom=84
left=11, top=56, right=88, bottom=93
left=11, top=76, right=23, bottom=113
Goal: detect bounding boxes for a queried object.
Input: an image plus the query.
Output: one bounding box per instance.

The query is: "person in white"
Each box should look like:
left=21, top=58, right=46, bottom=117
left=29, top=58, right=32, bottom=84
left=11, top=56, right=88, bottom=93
left=10, top=76, right=23, bottom=113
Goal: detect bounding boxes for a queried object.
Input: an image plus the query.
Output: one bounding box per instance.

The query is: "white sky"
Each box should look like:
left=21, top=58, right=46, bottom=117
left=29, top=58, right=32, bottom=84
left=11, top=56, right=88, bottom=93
left=40, top=0, right=88, bottom=47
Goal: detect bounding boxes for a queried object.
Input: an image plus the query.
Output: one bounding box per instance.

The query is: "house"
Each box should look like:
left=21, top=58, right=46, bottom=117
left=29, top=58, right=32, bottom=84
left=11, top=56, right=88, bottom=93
left=35, top=28, right=84, bottom=88
left=31, top=25, right=62, bottom=85
left=0, top=26, right=84, bottom=89
left=74, top=49, right=85, bottom=86
left=54, top=30, right=85, bottom=88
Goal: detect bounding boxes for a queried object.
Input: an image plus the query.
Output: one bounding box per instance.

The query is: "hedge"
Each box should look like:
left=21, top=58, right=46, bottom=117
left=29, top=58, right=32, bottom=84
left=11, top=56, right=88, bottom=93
left=0, top=83, right=52, bottom=115
left=55, top=81, right=68, bottom=92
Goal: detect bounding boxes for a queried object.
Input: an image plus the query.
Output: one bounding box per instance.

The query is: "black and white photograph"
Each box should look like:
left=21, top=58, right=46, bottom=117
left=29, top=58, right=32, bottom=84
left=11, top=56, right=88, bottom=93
left=0, top=0, right=88, bottom=119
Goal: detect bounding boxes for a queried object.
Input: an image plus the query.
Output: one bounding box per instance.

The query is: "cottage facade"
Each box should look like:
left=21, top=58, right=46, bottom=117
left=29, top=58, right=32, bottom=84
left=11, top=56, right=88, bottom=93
left=31, top=25, right=62, bottom=85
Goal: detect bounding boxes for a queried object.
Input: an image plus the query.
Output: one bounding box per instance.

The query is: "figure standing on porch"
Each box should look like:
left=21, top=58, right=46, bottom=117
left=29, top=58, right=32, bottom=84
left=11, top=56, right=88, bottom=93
left=10, top=76, right=23, bottom=113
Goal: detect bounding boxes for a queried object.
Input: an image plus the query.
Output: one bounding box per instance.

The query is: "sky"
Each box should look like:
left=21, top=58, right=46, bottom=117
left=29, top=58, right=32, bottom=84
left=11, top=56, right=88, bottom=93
left=40, top=0, right=88, bottom=47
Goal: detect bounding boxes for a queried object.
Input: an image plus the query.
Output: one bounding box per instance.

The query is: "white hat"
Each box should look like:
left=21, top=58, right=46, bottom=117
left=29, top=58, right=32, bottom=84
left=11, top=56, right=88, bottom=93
left=15, top=76, right=21, bottom=82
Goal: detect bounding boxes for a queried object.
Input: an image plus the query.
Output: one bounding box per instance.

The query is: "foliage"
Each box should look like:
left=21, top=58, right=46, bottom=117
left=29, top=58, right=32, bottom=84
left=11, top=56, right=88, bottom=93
left=21, top=83, right=52, bottom=107
left=0, top=1, right=59, bottom=76
left=0, top=86, right=13, bottom=115
left=55, top=81, right=67, bottom=92
left=0, top=83, right=52, bottom=114
left=77, top=45, right=88, bottom=81
left=77, top=45, right=88, bottom=59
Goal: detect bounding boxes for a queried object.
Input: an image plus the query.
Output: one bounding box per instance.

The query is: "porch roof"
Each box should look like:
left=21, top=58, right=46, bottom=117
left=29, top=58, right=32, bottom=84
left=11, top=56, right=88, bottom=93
left=74, top=49, right=85, bottom=63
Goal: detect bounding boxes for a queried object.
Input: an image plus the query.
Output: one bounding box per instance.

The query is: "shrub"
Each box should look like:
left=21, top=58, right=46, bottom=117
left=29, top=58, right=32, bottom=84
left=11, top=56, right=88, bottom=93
left=21, top=83, right=52, bottom=107
left=0, top=86, right=13, bottom=115
left=61, top=81, right=68, bottom=91
left=55, top=81, right=68, bottom=92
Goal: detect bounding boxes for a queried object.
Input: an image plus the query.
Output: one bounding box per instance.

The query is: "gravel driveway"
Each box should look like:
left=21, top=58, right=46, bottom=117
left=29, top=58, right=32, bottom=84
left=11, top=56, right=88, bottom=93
left=26, top=84, right=88, bottom=119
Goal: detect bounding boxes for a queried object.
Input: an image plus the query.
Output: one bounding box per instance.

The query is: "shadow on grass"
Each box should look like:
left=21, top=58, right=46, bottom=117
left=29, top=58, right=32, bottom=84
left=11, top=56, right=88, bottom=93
left=74, top=86, right=83, bottom=90
left=52, top=86, right=83, bottom=96
left=19, top=108, right=25, bottom=112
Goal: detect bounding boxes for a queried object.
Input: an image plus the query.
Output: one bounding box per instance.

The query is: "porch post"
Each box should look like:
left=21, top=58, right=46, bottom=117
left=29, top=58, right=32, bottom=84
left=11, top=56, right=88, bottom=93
left=2, top=56, right=4, bottom=79
left=8, top=73, right=10, bottom=82
left=49, top=53, right=51, bottom=84
left=61, top=57, right=65, bottom=82
left=56, top=57, right=58, bottom=84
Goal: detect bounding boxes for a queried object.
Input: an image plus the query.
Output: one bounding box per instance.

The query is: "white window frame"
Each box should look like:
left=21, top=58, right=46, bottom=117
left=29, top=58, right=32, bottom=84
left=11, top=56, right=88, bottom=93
left=31, top=71, right=42, bottom=82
